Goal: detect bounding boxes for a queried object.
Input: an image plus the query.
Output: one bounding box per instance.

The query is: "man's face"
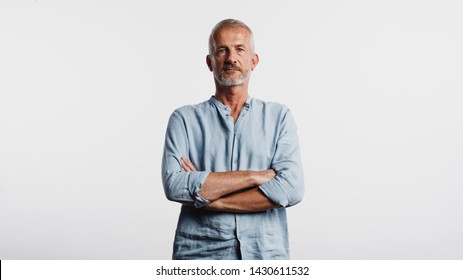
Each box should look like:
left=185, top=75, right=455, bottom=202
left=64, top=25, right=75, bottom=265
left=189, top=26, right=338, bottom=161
left=207, top=26, right=258, bottom=87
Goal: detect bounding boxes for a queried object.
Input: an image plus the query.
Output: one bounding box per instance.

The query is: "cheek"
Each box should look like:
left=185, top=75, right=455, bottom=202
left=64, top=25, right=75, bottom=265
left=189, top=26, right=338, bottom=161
left=243, top=61, right=254, bottom=70
left=209, top=60, right=217, bottom=71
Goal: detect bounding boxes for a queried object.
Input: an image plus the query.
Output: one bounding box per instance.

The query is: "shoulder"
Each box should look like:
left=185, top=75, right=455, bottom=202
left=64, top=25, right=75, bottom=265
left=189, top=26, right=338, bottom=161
left=251, top=97, right=292, bottom=116
left=170, top=99, right=213, bottom=119
left=251, top=98, right=298, bottom=131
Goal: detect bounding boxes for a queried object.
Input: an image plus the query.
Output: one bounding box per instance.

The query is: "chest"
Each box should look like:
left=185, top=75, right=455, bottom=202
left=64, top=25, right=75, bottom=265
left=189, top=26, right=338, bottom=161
left=187, top=114, right=279, bottom=171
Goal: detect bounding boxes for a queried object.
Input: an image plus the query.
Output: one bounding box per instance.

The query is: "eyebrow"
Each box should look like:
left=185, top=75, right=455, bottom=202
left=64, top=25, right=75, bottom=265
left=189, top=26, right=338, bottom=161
left=216, top=44, right=247, bottom=50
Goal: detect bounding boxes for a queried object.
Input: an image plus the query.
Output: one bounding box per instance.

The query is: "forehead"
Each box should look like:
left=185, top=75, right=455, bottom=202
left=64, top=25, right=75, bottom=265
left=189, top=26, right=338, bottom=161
left=212, top=26, right=251, bottom=46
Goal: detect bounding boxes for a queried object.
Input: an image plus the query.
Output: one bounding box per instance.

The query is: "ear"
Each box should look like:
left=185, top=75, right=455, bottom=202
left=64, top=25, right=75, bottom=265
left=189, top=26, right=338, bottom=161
left=251, top=53, right=259, bottom=71
left=206, top=55, right=213, bottom=72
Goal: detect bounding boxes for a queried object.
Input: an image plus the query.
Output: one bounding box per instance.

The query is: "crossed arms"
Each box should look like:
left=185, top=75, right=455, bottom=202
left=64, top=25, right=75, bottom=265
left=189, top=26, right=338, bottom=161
left=180, top=157, right=278, bottom=212
left=161, top=108, right=304, bottom=213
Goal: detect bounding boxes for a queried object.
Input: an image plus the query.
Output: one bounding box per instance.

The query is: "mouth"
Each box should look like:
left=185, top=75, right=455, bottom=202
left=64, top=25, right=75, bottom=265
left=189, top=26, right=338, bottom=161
left=223, top=68, right=240, bottom=72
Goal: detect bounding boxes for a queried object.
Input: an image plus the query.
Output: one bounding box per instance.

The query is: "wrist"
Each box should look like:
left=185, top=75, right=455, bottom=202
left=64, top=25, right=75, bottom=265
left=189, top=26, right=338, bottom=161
left=250, top=170, right=261, bottom=186
left=205, top=198, right=223, bottom=211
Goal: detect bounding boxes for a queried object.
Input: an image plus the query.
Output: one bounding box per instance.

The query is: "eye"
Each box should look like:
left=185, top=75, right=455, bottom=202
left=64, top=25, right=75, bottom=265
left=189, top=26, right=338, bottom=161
left=216, top=48, right=226, bottom=55
left=237, top=47, right=245, bottom=52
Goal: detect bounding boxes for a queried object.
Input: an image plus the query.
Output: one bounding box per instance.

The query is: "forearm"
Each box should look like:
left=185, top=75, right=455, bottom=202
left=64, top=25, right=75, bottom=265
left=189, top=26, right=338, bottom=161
left=181, top=157, right=275, bottom=201
left=204, top=187, right=279, bottom=213
left=198, top=171, right=261, bottom=201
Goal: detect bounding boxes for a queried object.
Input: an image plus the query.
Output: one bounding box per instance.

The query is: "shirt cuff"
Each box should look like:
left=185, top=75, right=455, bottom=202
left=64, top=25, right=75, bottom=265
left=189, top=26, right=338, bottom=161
left=187, top=171, right=211, bottom=208
left=259, top=180, right=288, bottom=207
left=194, top=192, right=211, bottom=208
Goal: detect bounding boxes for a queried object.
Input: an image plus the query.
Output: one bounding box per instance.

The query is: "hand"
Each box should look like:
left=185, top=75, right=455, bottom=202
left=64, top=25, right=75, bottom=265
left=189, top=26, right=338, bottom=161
left=254, top=169, right=276, bottom=186
left=180, top=157, right=197, bottom=172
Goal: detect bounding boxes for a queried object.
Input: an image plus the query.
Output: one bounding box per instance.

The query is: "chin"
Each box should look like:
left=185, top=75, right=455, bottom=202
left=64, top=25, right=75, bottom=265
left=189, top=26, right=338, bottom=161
left=218, top=73, right=250, bottom=87
left=220, top=78, right=245, bottom=87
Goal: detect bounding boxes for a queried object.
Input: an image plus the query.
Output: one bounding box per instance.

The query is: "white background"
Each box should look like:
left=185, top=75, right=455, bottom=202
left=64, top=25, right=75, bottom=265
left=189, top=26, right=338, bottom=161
left=1, top=0, right=462, bottom=259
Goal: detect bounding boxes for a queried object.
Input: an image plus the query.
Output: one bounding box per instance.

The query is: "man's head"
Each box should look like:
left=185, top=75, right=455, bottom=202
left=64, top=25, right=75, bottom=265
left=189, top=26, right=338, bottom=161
left=207, top=19, right=259, bottom=87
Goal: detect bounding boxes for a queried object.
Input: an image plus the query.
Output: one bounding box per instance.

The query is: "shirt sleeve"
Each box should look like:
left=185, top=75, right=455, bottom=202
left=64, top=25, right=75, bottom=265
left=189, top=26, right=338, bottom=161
left=258, top=108, right=305, bottom=207
left=162, top=111, right=211, bottom=208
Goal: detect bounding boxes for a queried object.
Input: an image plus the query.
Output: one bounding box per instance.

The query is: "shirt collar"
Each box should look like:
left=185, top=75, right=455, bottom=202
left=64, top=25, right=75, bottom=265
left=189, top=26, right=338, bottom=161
left=209, top=96, right=253, bottom=111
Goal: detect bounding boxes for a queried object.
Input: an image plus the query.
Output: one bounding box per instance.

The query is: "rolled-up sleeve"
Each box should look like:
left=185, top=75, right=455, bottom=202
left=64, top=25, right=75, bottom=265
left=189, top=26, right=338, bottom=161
left=162, top=111, right=210, bottom=207
left=259, top=109, right=305, bottom=207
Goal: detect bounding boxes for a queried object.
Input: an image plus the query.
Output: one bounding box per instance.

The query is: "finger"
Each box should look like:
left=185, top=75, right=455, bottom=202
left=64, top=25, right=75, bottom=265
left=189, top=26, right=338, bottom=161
left=180, top=159, right=190, bottom=171
left=182, top=157, right=197, bottom=171
left=182, top=164, right=194, bottom=172
left=180, top=157, right=196, bottom=172
left=180, top=157, right=190, bottom=170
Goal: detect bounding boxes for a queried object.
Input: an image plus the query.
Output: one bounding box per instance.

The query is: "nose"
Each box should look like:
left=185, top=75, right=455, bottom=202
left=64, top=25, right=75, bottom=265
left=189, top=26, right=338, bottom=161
left=225, top=49, right=238, bottom=64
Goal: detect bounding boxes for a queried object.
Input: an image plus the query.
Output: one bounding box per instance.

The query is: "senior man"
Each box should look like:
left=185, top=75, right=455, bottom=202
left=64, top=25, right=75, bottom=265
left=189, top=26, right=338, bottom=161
left=162, top=19, right=304, bottom=260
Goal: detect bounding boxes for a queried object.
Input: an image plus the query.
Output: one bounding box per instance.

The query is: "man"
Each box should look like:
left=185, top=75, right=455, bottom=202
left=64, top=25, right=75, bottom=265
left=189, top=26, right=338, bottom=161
left=162, top=19, right=304, bottom=260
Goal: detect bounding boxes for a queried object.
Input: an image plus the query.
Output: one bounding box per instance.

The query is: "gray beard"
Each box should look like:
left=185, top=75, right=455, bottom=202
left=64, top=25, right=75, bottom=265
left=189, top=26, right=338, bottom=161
left=217, top=71, right=250, bottom=86
left=218, top=75, right=246, bottom=86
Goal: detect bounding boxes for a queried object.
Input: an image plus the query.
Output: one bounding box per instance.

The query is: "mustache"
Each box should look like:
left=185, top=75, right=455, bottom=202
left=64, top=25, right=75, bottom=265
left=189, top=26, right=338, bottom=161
left=222, top=63, right=241, bottom=71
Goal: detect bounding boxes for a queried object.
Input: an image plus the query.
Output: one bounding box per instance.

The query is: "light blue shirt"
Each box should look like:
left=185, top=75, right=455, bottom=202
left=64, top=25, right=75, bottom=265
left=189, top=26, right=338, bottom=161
left=162, top=96, right=304, bottom=259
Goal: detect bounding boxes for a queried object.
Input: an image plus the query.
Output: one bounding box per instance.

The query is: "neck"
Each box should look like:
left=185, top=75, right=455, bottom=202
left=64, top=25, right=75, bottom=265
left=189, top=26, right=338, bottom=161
left=213, top=82, right=250, bottom=122
left=214, top=81, right=249, bottom=110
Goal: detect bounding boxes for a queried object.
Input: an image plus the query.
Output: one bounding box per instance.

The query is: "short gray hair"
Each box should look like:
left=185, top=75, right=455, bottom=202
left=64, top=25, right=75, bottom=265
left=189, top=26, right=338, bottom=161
left=208, top=19, right=255, bottom=55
